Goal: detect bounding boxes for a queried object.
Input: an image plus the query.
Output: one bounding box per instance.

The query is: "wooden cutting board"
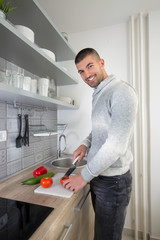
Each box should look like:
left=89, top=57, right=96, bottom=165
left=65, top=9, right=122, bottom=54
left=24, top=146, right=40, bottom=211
left=34, top=172, right=74, bottom=198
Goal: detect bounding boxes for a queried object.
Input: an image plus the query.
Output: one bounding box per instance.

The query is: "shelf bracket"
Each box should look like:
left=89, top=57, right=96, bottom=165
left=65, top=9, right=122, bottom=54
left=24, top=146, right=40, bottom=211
left=13, top=100, right=17, bottom=108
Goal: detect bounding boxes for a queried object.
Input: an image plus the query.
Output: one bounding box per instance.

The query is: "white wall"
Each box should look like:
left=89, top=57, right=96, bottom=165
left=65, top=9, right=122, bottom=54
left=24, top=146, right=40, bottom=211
left=148, top=11, right=160, bottom=239
left=58, top=23, right=129, bottom=151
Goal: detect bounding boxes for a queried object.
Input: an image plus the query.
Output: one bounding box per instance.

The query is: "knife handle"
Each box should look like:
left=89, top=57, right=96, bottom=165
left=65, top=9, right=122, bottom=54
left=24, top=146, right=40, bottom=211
left=62, top=166, right=76, bottom=179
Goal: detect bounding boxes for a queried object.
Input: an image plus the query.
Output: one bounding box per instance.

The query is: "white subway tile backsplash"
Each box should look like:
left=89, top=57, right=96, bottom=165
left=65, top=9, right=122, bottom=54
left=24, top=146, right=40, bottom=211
left=0, top=101, right=57, bottom=179
left=42, top=139, right=50, bottom=150
left=7, top=159, right=21, bottom=175
left=0, top=164, right=7, bottom=179
left=34, top=141, right=44, bottom=153
left=22, top=145, right=34, bottom=158
left=0, top=149, right=6, bottom=165
left=0, top=119, right=6, bottom=130
left=0, top=141, right=6, bottom=150
left=42, top=110, right=57, bottom=120
left=7, top=104, right=19, bottom=118
left=7, top=132, right=17, bottom=148
left=49, top=136, right=57, bottom=147
left=35, top=152, right=44, bottom=163
left=0, top=103, right=6, bottom=118
left=7, top=119, right=19, bottom=133
left=7, top=147, right=21, bottom=162
left=22, top=155, right=34, bottom=169
left=29, top=135, right=38, bottom=144
left=32, top=109, right=44, bottom=119
left=44, top=148, right=55, bottom=159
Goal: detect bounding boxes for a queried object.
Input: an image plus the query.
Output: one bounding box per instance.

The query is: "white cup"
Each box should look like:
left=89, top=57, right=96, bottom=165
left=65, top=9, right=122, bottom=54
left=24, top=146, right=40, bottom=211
left=12, top=74, right=23, bottom=88
left=31, top=79, right=37, bottom=93
left=23, top=76, right=31, bottom=91
left=38, top=78, right=49, bottom=97
left=0, top=70, right=6, bottom=83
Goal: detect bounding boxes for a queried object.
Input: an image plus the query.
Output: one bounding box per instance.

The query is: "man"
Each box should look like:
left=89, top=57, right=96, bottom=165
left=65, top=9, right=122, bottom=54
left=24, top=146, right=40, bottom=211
left=63, top=48, right=138, bottom=240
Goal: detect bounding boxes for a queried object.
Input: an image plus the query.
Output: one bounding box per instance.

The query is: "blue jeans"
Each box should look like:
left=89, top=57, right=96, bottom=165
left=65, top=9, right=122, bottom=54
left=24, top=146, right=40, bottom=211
left=90, top=170, right=132, bottom=240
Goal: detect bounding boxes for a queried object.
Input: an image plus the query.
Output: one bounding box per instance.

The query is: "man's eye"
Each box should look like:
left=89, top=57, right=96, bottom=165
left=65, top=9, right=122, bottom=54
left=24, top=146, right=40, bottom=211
left=88, top=65, right=93, bottom=68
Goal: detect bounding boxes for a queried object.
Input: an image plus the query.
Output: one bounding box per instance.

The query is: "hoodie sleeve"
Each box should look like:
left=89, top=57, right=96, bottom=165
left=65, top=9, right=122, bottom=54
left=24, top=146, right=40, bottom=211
left=81, top=132, right=92, bottom=149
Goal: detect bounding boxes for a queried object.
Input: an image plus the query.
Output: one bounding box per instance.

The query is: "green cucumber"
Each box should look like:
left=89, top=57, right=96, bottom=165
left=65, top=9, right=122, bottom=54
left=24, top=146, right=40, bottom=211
left=21, top=172, right=54, bottom=185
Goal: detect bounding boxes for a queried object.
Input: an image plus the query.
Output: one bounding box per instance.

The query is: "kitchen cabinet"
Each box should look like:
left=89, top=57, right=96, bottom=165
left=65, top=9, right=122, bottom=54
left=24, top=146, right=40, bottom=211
left=44, top=187, right=94, bottom=240
left=0, top=0, right=78, bottom=110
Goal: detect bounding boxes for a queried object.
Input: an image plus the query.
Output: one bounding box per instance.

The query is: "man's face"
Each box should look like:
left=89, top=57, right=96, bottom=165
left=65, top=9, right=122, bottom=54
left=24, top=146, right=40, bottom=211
left=76, top=55, right=107, bottom=88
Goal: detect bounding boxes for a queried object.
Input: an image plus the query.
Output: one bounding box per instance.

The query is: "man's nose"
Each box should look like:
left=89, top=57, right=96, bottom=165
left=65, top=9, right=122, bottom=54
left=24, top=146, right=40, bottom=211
left=84, top=69, right=91, bottom=79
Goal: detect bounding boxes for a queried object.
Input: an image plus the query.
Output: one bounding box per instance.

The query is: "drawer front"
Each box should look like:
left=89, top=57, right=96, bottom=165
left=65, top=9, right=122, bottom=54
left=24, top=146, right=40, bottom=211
left=55, top=187, right=91, bottom=240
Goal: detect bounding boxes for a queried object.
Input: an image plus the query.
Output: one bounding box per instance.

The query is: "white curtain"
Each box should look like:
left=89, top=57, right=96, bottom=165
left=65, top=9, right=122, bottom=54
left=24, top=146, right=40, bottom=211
left=129, top=13, right=150, bottom=240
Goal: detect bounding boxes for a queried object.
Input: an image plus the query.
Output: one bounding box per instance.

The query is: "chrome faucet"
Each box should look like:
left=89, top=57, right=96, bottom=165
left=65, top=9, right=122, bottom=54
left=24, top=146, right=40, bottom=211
left=57, top=134, right=66, bottom=158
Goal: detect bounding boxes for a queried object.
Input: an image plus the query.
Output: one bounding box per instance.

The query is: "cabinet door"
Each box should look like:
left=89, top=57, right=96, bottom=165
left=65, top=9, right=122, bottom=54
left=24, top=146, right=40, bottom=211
left=74, top=190, right=94, bottom=240
left=54, top=187, right=94, bottom=240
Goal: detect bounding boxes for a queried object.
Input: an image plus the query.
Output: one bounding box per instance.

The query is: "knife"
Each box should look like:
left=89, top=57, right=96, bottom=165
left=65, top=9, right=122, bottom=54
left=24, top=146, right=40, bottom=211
left=62, top=156, right=79, bottom=180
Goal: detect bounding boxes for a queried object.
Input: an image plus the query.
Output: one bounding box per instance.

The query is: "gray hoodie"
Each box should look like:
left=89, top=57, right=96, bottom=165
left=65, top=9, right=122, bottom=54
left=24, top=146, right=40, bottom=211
left=81, top=75, right=138, bottom=182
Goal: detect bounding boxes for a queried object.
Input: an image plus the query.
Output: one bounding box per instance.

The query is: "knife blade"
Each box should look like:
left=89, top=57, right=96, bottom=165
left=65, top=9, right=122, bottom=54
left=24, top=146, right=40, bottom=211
left=62, top=156, right=79, bottom=180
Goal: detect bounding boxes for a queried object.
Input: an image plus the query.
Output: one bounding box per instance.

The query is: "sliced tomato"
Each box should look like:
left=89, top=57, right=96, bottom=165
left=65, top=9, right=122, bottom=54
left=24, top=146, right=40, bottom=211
left=40, top=177, right=53, bottom=188
left=60, top=176, right=69, bottom=185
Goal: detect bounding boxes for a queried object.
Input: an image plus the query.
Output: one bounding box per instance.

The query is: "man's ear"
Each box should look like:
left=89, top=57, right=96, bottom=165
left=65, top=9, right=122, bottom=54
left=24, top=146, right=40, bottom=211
left=100, top=58, right=105, bottom=67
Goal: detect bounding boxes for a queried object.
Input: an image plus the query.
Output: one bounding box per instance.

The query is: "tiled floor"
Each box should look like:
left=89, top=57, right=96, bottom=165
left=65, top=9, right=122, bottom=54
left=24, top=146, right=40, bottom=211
left=122, top=234, right=142, bottom=240
left=122, top=235, right=134, bottom=240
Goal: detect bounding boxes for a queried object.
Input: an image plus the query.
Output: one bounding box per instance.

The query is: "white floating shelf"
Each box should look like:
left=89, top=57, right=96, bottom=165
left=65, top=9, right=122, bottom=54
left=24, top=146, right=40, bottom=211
left=0, top=18, right=78, bottom=86
left=8, top=0, right=76, bottom=61
left=0, top=83, right=78, bottom=110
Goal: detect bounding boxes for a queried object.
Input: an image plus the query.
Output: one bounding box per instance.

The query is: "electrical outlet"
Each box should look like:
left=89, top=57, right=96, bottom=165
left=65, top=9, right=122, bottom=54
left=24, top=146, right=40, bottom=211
left=0, top=131, right=7, bottom=142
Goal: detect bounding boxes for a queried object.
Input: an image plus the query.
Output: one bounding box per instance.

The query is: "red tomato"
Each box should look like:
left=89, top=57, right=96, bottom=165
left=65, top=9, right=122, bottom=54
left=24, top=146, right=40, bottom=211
left=60, top=176, right=69, bottom=185
left=40, top=177, right=53, bottom=188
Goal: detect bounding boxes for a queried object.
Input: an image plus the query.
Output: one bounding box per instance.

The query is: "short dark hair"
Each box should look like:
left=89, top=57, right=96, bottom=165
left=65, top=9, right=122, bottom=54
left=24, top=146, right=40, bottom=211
left=75, top=48, right=101, bottom=64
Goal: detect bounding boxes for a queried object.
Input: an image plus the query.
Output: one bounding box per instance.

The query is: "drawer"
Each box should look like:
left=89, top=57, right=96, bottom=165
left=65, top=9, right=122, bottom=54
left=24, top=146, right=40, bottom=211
left=54, top=187, right=91, bottom=240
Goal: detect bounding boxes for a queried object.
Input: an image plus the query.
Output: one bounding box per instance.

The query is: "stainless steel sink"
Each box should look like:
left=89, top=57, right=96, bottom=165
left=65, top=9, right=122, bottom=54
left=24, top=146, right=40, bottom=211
left=43, top=154, right=87, bottom=169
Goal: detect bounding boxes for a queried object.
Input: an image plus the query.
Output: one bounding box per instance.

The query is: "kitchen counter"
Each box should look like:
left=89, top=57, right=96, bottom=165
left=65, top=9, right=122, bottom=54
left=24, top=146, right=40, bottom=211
left=0, top=162, right=92, bottom=240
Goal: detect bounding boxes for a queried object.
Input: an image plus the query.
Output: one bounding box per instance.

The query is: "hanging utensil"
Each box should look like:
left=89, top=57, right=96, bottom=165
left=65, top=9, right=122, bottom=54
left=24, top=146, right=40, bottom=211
left=23, top=114, right=29, bottom=146
left=16, top=114, right=23, bottom=148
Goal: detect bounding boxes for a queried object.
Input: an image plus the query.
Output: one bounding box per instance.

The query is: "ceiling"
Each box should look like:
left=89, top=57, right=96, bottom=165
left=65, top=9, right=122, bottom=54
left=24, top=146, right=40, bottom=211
left=37, top=0, right=160, bottom=34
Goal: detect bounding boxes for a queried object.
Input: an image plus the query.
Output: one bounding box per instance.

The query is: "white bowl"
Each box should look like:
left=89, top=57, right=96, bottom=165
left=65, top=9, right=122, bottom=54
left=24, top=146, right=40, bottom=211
left=15, top=25, right=35, bottom=43
left=56, top=96, right=73, bottom=104
left=40, top=48, right=56, bottom=61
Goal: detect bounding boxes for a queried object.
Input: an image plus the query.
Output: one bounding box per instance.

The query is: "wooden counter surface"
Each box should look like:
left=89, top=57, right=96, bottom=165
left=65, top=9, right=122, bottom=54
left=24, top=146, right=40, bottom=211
left=0, top=162, right=89, bottom=240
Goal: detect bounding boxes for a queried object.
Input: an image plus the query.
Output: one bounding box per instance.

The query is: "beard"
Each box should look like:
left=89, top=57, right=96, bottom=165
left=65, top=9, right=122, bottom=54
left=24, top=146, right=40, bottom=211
left=85, top=72, right=105, bottom=88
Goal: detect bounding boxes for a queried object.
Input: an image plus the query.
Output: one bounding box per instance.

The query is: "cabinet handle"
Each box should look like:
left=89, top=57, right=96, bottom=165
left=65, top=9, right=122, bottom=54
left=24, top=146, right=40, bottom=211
left=62, top=224, right=72, bottom=240
left=74, top=190, right=90, bottom=211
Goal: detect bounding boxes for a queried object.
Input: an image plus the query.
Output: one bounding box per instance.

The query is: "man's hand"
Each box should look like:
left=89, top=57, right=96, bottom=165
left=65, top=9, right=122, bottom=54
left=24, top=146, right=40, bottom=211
left=73, top=144, right=87, bottom=163
left=63, top=173, right=87, bottom=193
